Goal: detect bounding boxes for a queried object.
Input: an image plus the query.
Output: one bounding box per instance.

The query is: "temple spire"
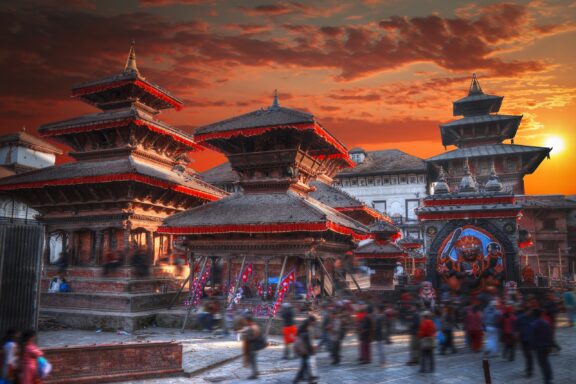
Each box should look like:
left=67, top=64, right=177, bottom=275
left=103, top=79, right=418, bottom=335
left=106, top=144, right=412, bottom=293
left=434, top=166, right=450, bottom=195
left=468, top=73, right=483, bottom=96
left=269, top=89, right=280, bottom=111
left=124, top=40, right=139, bottom=74
left=485, top=160, right=503, bottom=192
left=459, top=158, right=477, bottom=193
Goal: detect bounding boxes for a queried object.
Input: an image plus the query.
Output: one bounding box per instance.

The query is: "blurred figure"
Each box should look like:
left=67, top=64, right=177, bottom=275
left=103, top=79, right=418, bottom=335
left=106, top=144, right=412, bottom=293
left=406, top=305, right=421, bottom=365
left=2, top=329, right=19, bottom=384
left=132, top=246, right=149, bottom=277
left=280, top=302, right=297, bottom=359
left=531, top=308, right=553, bottom=384
left=317, top=303, right=331, bottom=353
left=374, top=304, right=387, bottom=366
left=516, top=306, right=535, bottom=377
left=293, top=315, right=318, bottom=384
left=440, top=305, right=457, bottom=354
left=501, top=306, right=517, bottom=361
left=358, top=306, right=374, bottom=364
left=384, top=303, right=396, bottom=344
left=19, top=330, right=44, bottom=384
left=483, top=300, right=502, bottom=357
left=103, top=251, right=121, bottom=275
left=328, top=308, right=345, bottom=365
left=57, top=251, right=69, bottom=275
left=241, top=315, right=261, bottom=380
left=418, top=311, right=436, bottom=373
left=465, top=305, right=483, bottom=352
left=563, top=288, right=575, bottom=327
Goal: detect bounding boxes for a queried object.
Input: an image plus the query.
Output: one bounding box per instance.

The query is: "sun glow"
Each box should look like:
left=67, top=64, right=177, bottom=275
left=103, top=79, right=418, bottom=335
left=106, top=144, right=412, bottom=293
left=544, top=135, right=565, bottom=154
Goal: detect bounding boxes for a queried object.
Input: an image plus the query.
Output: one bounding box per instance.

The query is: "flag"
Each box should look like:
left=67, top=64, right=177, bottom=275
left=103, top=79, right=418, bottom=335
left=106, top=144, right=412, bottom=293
left=241, top=263, right=253, bottom=283
left=272, top=270, right=295, bottom=316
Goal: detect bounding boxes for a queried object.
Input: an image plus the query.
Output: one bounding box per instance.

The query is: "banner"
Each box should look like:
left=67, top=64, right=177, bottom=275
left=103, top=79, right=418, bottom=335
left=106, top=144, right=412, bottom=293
left=272, top=270, right=296, bottom=316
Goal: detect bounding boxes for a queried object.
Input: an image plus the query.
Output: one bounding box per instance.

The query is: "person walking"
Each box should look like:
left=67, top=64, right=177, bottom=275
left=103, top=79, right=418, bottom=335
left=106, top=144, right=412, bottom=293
left=418, top=311, right=436, bottom=373
left=281, top=303, right=297, bottom=359
left=563, top=288, right=575, bottom=327
left=374, top=304, right=387, bottom=366
left=440, top=305, right=457, bottom=354
left=384, top=303, right=396, bottom=344
left=2, top=329, right=19, bottom=384
left=406, top=305, right=421, bottom=365
left=501, top=307, right=517, bottom=361
left=328, top=308, right=345, bottom=365
left=465, top=305, right=484, bottom=352
left=531, top=308, right=553, bottom=384
left=294, top=316, right=318, bottom=384
left=358, top=306, right=374, bottom=364
left=19, top=330, right=44, bottom=384
left=483, top=300, right=501, bottom=357
left=516, top=306, right=535, bottom=377
left=241, top=316, right=262, bottom=380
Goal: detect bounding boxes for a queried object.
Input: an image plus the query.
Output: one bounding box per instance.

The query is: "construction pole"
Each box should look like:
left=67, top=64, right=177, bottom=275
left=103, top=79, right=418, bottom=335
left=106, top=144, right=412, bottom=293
left=168, top=250, right=193, bottom=310
left=264, top=255, right=288, bottom=337
left=228, top=255, right=247, bottom=308
left=181, top=256, right=208, bottom=333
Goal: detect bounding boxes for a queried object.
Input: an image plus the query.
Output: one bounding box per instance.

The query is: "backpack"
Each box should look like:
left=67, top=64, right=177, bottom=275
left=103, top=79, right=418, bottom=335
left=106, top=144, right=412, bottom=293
left=293, top=335, right=306, bottom=356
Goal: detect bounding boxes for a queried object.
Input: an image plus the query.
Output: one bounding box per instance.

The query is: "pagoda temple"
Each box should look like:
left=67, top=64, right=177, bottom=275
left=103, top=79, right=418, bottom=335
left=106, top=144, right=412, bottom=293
left=427, top=74, right=551, bottom=194
left=0, top=43, right=227, bottom=329
left=159, top=93, right=385, bottom=313
left=417, top=161, right=523, bottom=293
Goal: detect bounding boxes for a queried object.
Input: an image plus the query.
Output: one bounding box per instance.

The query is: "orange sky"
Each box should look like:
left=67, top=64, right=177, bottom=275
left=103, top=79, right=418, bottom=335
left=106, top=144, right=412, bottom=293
left=1, top=0, right=575, bottom=194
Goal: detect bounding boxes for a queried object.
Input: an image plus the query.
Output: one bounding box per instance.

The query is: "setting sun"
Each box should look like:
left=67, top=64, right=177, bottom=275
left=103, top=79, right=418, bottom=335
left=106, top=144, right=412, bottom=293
left=544, top=135, right=566, bottom=154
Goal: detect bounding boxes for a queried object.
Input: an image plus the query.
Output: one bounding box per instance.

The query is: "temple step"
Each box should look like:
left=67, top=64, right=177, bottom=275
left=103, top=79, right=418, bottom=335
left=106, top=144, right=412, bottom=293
left=40, top=291, right=185, bottom=312
left=45, top=265, right=189, bottom=279
left=41, top=276, right=183, bottom=294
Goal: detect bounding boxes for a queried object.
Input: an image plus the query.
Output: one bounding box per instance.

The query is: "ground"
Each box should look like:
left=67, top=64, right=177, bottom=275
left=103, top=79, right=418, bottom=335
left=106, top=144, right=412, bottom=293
left=39, top=324, right=576, bottom=384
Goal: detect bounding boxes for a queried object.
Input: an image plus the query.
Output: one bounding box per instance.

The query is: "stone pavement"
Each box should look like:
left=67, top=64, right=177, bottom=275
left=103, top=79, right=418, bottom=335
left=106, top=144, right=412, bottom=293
left=118, top=326, right=575, bottom=384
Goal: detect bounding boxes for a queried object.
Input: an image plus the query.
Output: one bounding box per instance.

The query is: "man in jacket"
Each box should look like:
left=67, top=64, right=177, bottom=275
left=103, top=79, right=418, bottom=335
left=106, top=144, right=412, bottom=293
left=406, top=305, right=421, bottom=365
left=294, top=316, right=318, bottom=383
left=374, top=304, right=387, bottom=366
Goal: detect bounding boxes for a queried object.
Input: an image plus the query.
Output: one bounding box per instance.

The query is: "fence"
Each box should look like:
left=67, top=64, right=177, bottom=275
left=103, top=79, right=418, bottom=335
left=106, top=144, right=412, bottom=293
left=0, top=222, right=45, bottom=335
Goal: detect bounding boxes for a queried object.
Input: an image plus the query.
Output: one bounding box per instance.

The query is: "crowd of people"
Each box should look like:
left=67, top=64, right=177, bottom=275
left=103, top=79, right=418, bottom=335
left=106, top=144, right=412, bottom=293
left=260, top=285, right=572, bottom=384
left=1, top=329, right=48, bottom=384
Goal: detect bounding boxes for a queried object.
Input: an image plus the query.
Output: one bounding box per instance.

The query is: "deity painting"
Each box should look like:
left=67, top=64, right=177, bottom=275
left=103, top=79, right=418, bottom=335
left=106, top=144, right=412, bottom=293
left=436, top=226, right=505, bottom=290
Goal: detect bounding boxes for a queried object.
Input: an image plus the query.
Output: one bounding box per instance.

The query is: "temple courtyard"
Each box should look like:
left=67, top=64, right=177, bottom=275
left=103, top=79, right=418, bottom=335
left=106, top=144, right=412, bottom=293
left=38, top=324, right=576, bottom=383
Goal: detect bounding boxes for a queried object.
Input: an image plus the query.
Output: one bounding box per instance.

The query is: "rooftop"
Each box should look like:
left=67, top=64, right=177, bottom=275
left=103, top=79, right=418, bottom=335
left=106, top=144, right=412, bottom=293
left=0, top=131, right=62, bottom=155
left=427, top=143, right=550, bottom=166
left=337, top=149, right=427, bottom=177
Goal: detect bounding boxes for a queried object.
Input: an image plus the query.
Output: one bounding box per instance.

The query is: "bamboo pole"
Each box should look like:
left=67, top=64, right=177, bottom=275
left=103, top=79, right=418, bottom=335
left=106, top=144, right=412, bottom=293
left=228, top=255, right=247, bottom=308
left=264, top=255, right=288, bottom=337
left=181, top=256, right=208, bottom=333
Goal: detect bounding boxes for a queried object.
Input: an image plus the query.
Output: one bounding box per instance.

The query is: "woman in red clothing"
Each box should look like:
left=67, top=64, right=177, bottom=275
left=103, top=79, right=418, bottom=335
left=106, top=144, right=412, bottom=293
left=418, top=311, right=436, bottom=373
left=501, top=307, right=517, bottom=361
left=19, top=330, right=44, bottom=384
left=465, top=306, right=484, bottom=352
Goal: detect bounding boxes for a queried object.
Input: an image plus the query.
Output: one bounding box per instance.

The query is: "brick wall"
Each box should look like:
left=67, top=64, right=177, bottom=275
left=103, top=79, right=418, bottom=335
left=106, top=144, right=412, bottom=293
left=44, top=341, right=182, bottom=383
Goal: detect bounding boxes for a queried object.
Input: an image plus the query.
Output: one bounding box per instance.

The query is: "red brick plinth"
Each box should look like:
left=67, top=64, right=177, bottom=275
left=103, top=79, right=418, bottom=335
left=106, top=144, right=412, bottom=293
left=44, top=341, right=183, bottom=383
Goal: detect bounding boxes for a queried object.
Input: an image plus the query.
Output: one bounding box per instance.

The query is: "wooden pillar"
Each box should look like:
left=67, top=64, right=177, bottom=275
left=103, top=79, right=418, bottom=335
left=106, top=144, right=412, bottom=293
left=146, top=231, right=153, bottom=265
left=123, top=227, right=131, bottom=265
left=94, top=230, right=103, bottom=265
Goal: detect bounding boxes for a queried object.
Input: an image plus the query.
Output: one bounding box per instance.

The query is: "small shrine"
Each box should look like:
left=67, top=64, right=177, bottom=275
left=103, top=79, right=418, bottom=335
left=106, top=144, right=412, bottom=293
left=417, top=162, right=523, bottom=294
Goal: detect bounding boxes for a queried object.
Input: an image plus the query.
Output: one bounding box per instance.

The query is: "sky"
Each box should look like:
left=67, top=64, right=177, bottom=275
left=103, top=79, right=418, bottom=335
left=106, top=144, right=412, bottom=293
left=1, top=0, right=575, bottom=194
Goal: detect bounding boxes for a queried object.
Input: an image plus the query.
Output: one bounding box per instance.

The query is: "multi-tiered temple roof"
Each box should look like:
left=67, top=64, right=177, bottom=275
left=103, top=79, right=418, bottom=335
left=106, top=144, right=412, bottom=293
left=160, top=93, right=368, bottom=241
left=0, top=42, right=226, bottom=254
left=427, top=75, right=551, bottom=194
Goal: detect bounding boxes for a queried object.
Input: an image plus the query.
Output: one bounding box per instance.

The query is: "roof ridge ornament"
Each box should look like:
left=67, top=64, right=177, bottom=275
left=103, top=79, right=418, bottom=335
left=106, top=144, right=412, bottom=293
left=269, top=89, right=280, bottom=111
left=459, top=158, right=477, bottom=193
left=434, top=166, right=450, bottom=195
left=124, top=39, right=139, bottom=75
left=485, top=160, right=503, bottom=192
left=468, top=73, right=483, bottom=96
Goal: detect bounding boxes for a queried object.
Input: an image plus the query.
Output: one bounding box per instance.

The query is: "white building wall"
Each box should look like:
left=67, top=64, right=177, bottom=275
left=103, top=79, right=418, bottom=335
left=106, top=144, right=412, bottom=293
left=0, top=198, right=39, bottom=220
left=15, top=147, right=56, bottom=169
